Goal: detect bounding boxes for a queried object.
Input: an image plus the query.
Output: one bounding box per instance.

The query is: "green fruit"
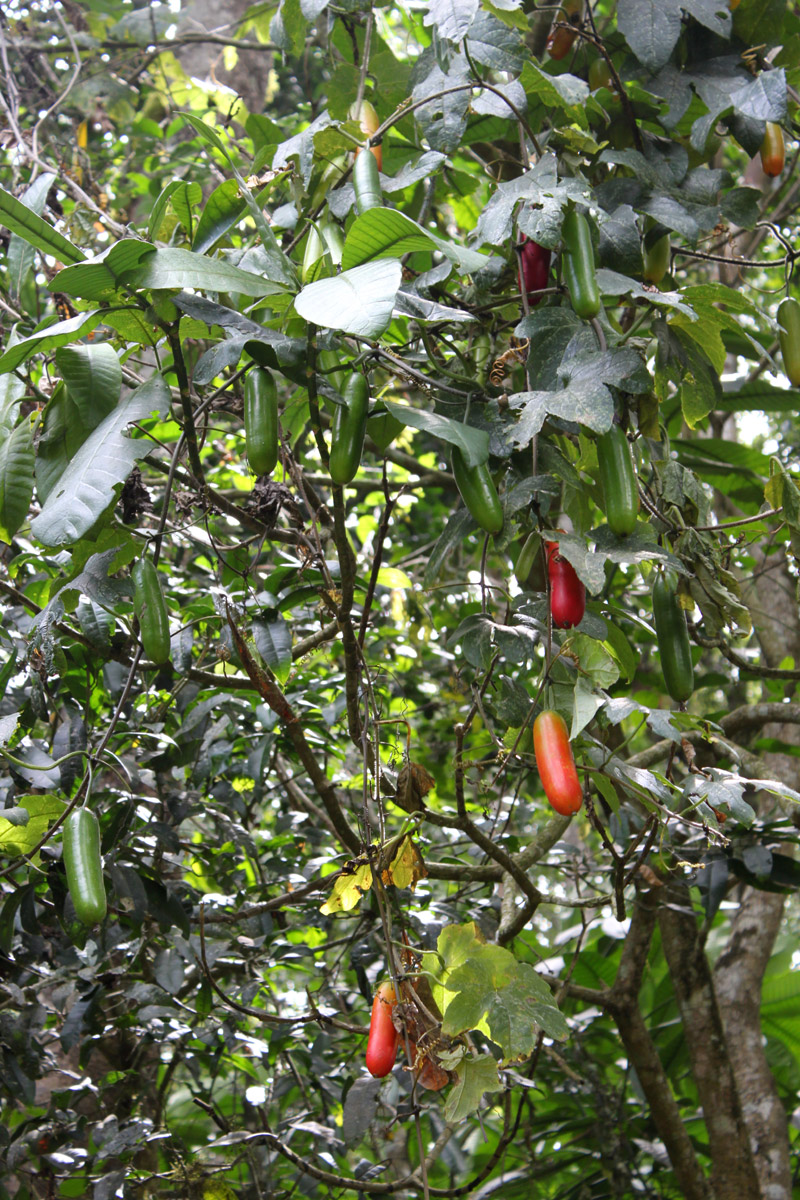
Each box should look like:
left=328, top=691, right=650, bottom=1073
left=353, top=149, right=382, bottom=214
left=515, top=532, right=539, bottom=586
left=777, top=298, right=800, bottom=387
left=321, top=222, right=344, bottom=266
left=244, top=367, right=278, bottom=477
left=562, top=211, right=600, bottom=320
left=329, top=372, right=369, bottom=484
left=63, top=809, right=107, bottom=927
left=652, top=575, right=694, bottom=703
left=451, top=448, right=503, bottom=535
left=132, top=557, right=171, bottom=666
left=302, top=224, right=326, bottom=284
left=589, top=58, right=613, bottom=91
left=597, top=424, right=638, bottom=536
left=643, top=232, right=670, bottom=284
left=318, top=348, right=346, bottom=398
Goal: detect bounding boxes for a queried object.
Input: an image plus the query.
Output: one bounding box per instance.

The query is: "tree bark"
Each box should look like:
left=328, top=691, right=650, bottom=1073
left=608, top=897, right=710, bottom=1200
left=657, top=882, right=761, bottom=1200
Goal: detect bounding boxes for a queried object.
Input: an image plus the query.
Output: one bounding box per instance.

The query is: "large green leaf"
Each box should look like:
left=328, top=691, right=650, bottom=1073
left=0, top=185, right=85, bottom=266
left=294, top=259, right=402, bottom=336
left=342, top=208, right=487, bottom=274
left=0, top=416, right=34, bottom=544
left=383, top=401, right=489, bottom=467
left=0, top=311, right=105, bottom=374
left=30, top=375, right=171, bottom=546
left=49, top=240, right=157, bottom=300
left=123, top=247, right=282, bottom=297
left=6, top=174, right=57, bottom=298
left=54, top=344, right=121, bottom=424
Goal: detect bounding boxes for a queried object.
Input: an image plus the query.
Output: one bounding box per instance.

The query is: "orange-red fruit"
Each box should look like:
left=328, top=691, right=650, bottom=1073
left=366, top=982, right=399, bottom=1078
left=350, top=99, right=382, bottom=171
left=518, top=237, right=552, bottom=307
left=547, top=0, right=582, bottom=60
left=533, top=710, right=583, bottom=815
left=760, top=122, right=785, bottom=177
left=546, top=542, right=586, bottom=629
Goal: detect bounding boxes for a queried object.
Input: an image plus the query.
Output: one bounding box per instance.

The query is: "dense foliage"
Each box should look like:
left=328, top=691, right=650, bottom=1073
left=1, top=1, right=800, bottom=1197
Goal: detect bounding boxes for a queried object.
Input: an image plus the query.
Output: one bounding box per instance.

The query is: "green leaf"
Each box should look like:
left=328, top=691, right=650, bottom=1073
left=565, top=633, right=620, bottom=689
left=342, top=209, right=487, bottom=275
left=0, top=793, right=65, bottom=857
left=193, top=179, right=247, bottom=254
left=123, top=247, right=281, bottom=298
left=444, top=1054, right=501, bottom=1123
left=0, top=184, right=85, bottom=266
left=49, top=239, right=157, bottom=300
left=54, top=344, right=121, bottom=424
left=30, top=375, right=171, bottom=547
left=383, top=401, right=489, bottom=467
left=294, top=260, right=402, bottom=337
left=0, top=311, right=105, bottom=374
left=0, top=416, right=34, bottom=545
left=6, top=173, right=56, bottom=298
left=442, top=943, right=568, bottom=1058
left=252, top=616, right=293, bottom=684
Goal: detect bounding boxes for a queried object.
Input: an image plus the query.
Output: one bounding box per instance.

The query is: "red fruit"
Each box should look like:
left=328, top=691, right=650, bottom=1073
left=547, top=0, right=583, bottom=60
left=518, top=238, right=552, bottom=308
left=546, top=542, right=585, bottom=629
left=366, top=981, right=400, bottom=1077
left=533, top=709, right=583, bottom=815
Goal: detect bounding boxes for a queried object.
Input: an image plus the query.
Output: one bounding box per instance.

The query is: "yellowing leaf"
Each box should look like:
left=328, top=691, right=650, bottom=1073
left=0, top=793, right=65, bottom=857
left=382, top=834, right=427, bottom=891
left=319, top=863, right=373, bottom=914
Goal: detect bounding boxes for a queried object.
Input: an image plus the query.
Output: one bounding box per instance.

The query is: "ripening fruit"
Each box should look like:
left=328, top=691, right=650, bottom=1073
left=518, top=237, right=552, bottom=308
left=533, top=710, right=583, bottom=815
left=760, top=122, right=785, bottom=177
left=546, top=542, right=585, bottom=628
left=547, top=0, right=583, bottom=61
left=777, top=298, right=800, bottom=386
left=350, top=98, right=382, bottom=171
left=366, top=981, right=399, bottom=1077
left=63, top=809, right=107, bottom=927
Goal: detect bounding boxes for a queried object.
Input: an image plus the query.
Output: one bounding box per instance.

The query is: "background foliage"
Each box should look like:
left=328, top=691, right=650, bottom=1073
left=1, top=1, right=800, bottom=1197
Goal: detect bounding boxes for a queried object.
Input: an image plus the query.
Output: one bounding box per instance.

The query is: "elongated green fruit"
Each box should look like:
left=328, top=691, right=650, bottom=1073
left=451, top=448, right=503, bottom=535
left=515, top=532, right=539, bottom=586
left=643, top=232, right=670, bottom=284
left=301, top=224, right=326, bottom=284
left=562, top=211, right=600, bottom=320
left=321, top=222, right=344, bottom=266
left=132, top=557, right=171, bottom=665
left=353, top=149, right=382, bottom=214
left=318, top=348, right=346, bottom=398
left=329, top=373, right=369, bottom=484
left=777, top=298, right=800, bottom=387
left=652, top=575, right=694, bottom=703
left=244, top=367, right=278, bottom=476
left=63, top=809, right=107, bottom=927
left=597, top=424, right=638, bottom=536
